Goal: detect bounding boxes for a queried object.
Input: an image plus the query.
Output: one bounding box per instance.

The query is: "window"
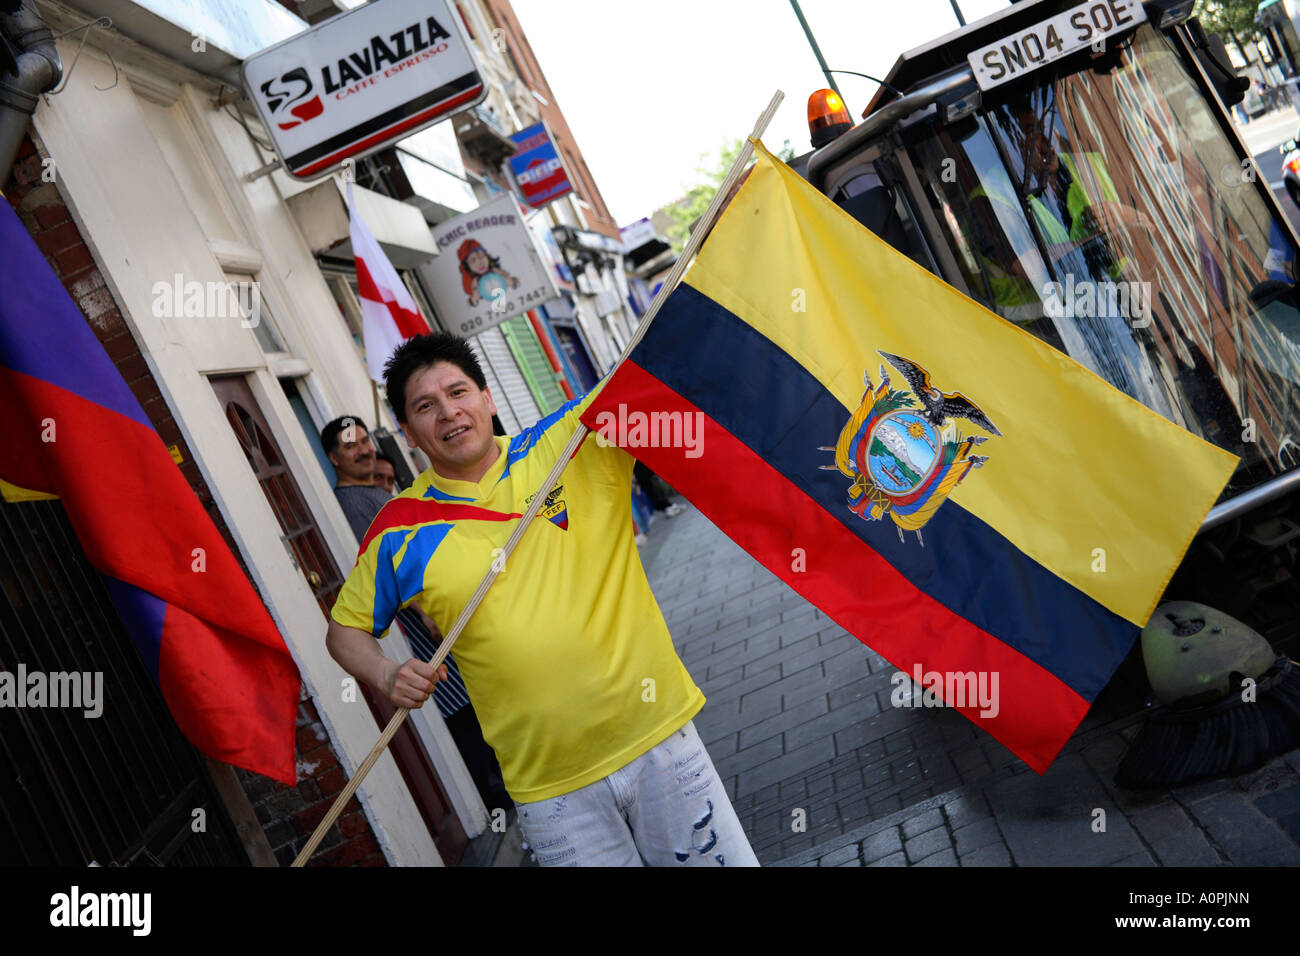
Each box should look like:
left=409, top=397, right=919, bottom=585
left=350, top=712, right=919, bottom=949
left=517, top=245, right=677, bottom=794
left=225, top=271, right=286, bottom=354
left=905, top=23, right=1300, bottom=488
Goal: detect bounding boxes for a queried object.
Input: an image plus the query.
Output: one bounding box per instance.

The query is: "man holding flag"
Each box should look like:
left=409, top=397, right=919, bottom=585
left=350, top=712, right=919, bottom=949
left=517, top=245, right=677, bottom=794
left=323, top=124, right=1233, bottom=865
left=324, top=332, right=759, bottom=867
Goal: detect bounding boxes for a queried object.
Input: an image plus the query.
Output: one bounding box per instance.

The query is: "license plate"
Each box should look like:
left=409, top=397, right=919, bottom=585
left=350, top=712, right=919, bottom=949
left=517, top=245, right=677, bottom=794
left=967, top=0, right=1147, bottom=92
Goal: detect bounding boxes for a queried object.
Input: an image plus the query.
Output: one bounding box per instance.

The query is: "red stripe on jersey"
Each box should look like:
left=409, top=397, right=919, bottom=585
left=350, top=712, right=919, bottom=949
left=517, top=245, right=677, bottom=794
left=357, top=497, right=522, bottom=557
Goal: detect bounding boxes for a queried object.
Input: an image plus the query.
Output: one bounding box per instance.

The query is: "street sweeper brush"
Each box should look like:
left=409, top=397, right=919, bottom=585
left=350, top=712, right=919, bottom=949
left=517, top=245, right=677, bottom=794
left=1115, top=602, right=1300, bottom=790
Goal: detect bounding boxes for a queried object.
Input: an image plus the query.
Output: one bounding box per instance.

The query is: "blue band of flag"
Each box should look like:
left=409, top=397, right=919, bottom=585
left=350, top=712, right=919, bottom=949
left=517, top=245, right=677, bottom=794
left=635, top=283, right=1135, bottom=700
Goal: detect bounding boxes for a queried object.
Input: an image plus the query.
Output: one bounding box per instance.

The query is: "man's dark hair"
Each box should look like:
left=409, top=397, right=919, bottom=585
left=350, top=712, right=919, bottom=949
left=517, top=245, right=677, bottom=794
left=320, top=415, right=370, bottom=455
left=384, top=332, right=488, bottom=422
left=374, top=451, right=401, bottom=489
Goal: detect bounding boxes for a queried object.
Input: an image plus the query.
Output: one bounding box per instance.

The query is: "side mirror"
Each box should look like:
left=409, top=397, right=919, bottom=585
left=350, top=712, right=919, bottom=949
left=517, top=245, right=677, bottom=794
left=1186, top=19, right=1250, bottom=107
left=1249, top=278, right=1299, bottom=310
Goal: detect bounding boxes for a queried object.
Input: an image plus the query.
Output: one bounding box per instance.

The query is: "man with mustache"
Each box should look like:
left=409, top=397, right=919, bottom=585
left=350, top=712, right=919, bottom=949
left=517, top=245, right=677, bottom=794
left=322, top=416, right=391, bottom=535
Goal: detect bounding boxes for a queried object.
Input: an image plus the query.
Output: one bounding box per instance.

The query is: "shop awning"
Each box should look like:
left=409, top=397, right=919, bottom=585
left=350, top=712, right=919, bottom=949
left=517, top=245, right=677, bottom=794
left=74, top=0, right=306, bottom=84
left=279, top=177, right=438, bottom=269
left=625, top=236, right=672, bottom=269
left=393, top=150, right=480, bottom=224
left=553, top=224, right=625, bottom=256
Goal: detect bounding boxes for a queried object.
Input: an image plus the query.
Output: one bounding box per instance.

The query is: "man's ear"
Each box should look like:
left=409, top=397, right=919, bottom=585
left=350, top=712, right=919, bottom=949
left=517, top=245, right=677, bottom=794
left=402, top=426, right=418, bottom=451
left=326, top=448, right=342, bottom=467
left=484, top=386, right=499, bottom=418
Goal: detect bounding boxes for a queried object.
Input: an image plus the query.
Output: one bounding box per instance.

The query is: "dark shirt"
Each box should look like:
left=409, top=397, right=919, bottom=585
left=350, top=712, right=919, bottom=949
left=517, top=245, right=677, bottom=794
left=333, top=484, right=394, bottom=541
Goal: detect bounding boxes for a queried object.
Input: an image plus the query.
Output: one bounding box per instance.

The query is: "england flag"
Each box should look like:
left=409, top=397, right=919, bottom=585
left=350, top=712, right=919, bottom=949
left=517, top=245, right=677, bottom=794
left=347, top=182, right=429, bottom=381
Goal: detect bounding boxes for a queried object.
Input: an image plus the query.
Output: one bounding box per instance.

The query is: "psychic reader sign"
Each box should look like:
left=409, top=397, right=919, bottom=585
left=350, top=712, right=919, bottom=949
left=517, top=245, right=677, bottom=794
left=423, top=194, right=560, bottom=336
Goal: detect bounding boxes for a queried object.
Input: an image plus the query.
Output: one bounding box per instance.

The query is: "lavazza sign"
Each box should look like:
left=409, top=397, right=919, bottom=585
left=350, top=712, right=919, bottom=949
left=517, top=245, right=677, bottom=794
left=243, top=0, right=486, bottom=179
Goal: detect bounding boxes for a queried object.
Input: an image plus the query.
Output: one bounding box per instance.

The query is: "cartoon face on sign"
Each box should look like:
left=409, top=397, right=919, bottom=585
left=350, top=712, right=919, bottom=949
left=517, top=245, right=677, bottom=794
left=458, top=240, right=519, bottom=308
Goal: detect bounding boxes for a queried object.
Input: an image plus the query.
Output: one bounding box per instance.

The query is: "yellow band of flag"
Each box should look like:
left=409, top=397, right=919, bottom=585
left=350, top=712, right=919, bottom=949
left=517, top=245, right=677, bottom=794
left=0, top=477, right=57, bottom=503
left=684, top=141, right=1237, bottom=626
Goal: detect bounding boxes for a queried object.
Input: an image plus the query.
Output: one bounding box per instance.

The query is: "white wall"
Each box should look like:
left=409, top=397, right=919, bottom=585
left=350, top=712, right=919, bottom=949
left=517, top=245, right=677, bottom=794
left=30, top=36, right=485, bottom=864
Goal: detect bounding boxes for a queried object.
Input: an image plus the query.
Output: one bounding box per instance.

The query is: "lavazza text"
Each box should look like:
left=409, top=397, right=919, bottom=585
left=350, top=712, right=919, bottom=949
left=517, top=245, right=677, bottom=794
left=321, top=16, right=454, bottom=94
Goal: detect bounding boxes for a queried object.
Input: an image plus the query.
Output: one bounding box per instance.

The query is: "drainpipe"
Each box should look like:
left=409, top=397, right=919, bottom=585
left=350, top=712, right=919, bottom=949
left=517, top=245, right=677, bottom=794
left=0, top=0, right=62, bottom=186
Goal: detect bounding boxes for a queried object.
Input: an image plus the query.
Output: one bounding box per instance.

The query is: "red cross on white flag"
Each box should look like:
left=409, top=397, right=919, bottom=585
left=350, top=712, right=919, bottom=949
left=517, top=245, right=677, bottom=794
left=347, top=182, right=429, bottom=382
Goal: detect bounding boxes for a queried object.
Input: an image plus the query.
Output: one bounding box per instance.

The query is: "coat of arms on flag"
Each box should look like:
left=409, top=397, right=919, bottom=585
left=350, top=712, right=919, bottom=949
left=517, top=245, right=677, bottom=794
left=823, top=351, right=1000, bottom=545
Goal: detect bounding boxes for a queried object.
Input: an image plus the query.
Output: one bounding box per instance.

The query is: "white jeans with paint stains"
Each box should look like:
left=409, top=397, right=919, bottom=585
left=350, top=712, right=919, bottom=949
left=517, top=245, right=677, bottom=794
left=514, top=719, right=759, bottom=867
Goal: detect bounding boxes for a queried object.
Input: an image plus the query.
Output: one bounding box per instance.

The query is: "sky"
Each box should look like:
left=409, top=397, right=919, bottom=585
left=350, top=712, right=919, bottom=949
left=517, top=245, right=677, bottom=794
left=511, top=0, right=1011, bottom=228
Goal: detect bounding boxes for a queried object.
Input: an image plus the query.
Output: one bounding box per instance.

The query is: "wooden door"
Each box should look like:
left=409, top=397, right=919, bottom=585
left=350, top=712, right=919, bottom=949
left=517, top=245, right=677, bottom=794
left=210, top=375, right=468, bottom=865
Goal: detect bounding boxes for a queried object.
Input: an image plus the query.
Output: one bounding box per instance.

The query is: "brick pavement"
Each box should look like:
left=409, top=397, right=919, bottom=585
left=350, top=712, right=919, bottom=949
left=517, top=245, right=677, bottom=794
left=640, top=505, right=1300, bottom=867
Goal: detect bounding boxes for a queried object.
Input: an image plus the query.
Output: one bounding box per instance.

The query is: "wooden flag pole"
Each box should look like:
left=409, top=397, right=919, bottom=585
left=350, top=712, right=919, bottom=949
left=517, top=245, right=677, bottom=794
left=292, top=90, right=784, bottom=867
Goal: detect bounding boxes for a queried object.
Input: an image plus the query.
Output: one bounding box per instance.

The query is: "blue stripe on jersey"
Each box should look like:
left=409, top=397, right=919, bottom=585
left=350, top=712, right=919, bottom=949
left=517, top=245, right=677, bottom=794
left=497, top=393, right=588, bottom=483
left=395, top=523, right=454, bottom=605
left=371, top=530, right=408, bottom=635
left=422, top=485, right=477, bottom=502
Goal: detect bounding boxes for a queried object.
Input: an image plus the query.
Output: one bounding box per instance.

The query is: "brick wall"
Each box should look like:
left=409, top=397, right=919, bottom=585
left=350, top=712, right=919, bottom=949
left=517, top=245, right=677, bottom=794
left=237, top=698, right=385, bottom=867
left=3, top=131, right=386, bottom=867
left=482, top=0, right=622, bottom=239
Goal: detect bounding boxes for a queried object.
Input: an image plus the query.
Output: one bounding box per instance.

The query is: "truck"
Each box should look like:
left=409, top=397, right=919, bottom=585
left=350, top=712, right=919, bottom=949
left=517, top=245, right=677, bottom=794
left=796, top=0, right=1300, bottom=733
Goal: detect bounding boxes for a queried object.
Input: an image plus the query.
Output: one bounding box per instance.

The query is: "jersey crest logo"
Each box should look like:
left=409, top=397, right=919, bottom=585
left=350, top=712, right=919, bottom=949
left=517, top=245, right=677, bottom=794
left=819, top=350, right=1000, bottom=546
left=527, top=484, right=568, bottom=530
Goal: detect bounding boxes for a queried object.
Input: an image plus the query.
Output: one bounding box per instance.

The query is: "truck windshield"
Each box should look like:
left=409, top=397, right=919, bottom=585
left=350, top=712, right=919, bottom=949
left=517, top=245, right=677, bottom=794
left=906, top=22, right=1300, bottom=491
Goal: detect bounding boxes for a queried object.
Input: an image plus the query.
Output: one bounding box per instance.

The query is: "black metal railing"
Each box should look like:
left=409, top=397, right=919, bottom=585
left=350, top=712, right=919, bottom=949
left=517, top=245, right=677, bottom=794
left=0, top=498, right=248, bottom=866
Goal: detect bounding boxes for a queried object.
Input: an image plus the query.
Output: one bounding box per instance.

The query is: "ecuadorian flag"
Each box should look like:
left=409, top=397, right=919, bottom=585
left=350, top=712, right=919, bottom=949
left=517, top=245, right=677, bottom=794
left=581, top=141, right=1238, bottom=772
left=0, top=199, right=299, bottom=784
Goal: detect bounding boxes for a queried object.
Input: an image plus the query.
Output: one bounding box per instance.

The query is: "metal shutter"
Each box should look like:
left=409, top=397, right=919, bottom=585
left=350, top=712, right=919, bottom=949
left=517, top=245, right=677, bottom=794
left=474, top=326, right=541, bottom=432
left=465, top=333, right=519, bottom=435
left=501, top=315, right=566, bottom=415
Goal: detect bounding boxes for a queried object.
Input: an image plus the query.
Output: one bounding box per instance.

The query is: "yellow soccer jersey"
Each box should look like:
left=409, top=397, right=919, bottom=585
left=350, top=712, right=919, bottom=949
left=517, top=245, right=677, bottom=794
left=331, top=390, right=705, bottom=803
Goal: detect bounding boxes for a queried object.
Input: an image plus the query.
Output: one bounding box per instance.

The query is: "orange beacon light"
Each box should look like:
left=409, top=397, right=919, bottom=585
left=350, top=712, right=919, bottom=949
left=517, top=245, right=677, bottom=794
left=808, top=88, right=852, bottom=148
